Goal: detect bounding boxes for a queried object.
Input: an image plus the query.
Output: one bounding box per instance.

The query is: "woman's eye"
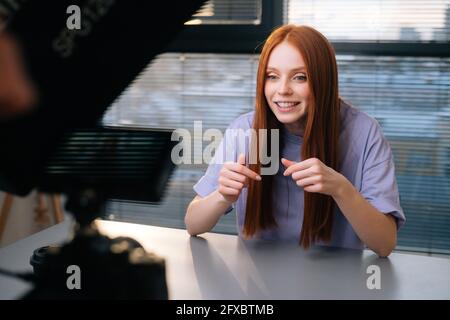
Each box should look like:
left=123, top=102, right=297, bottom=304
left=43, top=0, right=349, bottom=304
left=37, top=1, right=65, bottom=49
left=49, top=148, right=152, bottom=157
left=266, top=74, right=278, bottom=80
left=293, top=75, right=307, bottom=81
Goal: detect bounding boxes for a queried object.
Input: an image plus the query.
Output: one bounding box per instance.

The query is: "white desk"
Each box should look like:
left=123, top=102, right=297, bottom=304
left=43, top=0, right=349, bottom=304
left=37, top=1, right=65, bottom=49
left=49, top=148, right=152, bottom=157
left=1, top=218, right=450, bottom=299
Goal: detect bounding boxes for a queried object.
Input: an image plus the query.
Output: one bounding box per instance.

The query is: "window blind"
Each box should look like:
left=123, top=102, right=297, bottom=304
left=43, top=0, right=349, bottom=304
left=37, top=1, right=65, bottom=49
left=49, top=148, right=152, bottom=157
left=286, top=0, right=450, bottom=42
left=103, top=53, right=258, bottom=131
left=337, top=55, right=450, bottom=254
left=186, top=0, right=262, bottom=25
left=103, top=53, right=259, bottom=235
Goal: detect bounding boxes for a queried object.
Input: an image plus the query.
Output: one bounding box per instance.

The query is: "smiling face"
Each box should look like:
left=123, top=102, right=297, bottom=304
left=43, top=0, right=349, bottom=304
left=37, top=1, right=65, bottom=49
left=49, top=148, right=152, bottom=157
left=264, top=40, right=312, bottom=135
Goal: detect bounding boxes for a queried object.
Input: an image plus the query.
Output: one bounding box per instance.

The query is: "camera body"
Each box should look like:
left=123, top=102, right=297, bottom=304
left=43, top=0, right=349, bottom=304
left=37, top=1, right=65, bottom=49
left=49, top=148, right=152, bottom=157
left=27, top=231, right=168, bottom=299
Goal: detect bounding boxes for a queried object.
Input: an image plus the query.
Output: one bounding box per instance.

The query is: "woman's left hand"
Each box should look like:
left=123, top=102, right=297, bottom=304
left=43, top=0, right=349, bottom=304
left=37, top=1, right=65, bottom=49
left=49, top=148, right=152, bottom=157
left=281, top=157, right=350, bottom=198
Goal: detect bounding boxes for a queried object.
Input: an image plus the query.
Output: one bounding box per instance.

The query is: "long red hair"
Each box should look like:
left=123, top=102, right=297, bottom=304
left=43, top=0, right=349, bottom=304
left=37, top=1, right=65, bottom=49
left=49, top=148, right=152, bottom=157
left=243, top=25, right=341, bottom=248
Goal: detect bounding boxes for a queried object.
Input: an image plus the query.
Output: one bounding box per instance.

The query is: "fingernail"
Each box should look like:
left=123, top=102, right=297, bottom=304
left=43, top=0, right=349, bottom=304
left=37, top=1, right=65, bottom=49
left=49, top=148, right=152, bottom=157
left=256, top=175, right=262, bottom=181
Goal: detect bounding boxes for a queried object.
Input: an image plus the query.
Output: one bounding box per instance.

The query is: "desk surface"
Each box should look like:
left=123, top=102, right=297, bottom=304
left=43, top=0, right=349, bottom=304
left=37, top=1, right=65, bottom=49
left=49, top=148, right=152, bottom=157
left=1, top=218, right=450, bottom=299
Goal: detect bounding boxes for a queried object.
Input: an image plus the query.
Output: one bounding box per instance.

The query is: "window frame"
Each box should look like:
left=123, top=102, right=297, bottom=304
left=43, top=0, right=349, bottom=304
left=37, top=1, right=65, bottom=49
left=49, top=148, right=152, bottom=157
left=332, top=42, right=450, bottom=57
left=166, top=0, right=283, bottom=54
left=167, top=0, right=450, bottom=57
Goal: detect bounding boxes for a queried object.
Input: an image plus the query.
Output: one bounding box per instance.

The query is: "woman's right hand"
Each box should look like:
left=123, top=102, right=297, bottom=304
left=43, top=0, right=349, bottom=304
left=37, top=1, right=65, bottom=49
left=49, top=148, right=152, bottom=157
left=218, top=153, right=262, bottom=204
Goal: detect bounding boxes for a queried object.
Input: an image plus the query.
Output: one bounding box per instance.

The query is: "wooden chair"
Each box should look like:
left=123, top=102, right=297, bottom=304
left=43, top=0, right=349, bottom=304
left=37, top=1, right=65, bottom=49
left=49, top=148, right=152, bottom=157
left=0, top=192, right=64, bottom=242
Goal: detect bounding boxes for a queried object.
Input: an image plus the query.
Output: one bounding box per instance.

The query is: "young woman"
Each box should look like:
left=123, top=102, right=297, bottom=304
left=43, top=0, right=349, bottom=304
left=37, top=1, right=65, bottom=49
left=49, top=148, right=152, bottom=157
left=184, top=24, right=405, bottom=257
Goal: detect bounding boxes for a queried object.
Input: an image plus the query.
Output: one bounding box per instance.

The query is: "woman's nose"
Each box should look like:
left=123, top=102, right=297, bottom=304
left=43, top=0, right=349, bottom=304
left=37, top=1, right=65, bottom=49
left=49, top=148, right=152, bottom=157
left=277, top=80, right=293, bottom=95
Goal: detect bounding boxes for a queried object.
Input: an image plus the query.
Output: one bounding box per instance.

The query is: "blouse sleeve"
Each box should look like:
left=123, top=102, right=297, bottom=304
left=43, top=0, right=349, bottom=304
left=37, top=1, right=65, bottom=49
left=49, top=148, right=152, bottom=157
left=360, top=120, right=406, bottom=229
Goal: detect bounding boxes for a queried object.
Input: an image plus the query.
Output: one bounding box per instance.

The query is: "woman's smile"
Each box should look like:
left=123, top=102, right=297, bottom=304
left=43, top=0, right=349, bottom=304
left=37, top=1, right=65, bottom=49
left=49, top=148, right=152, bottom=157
left=274, top=101, right=301, bottom=112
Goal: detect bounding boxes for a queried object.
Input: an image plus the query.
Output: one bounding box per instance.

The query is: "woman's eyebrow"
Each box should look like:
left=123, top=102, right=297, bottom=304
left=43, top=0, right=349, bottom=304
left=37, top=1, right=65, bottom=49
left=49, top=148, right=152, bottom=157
left=291, top=67, right=306, bottom=72
left=266, top=66, right=306, bottom=72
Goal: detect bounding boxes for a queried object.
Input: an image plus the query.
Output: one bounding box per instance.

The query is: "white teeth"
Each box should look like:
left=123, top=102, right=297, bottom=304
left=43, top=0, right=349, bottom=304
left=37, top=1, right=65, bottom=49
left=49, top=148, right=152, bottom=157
left=276, top=102, right=299, bottom=108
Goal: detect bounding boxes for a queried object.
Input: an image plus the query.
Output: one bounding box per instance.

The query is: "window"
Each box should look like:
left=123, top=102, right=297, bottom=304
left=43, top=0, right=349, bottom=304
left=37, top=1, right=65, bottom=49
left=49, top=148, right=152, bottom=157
left=188, top=0, right=262, bottom=25
left=287, top=0, right=450, bottom=56
left=103, top=53, right=259, bottom=235
left=286, top=0, right=450, bottom=42
left=103, top=0, right=450, bottom=255
left=336, top=55, right=450, bottom=254
left=166, top=0, right=283, bottom=53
